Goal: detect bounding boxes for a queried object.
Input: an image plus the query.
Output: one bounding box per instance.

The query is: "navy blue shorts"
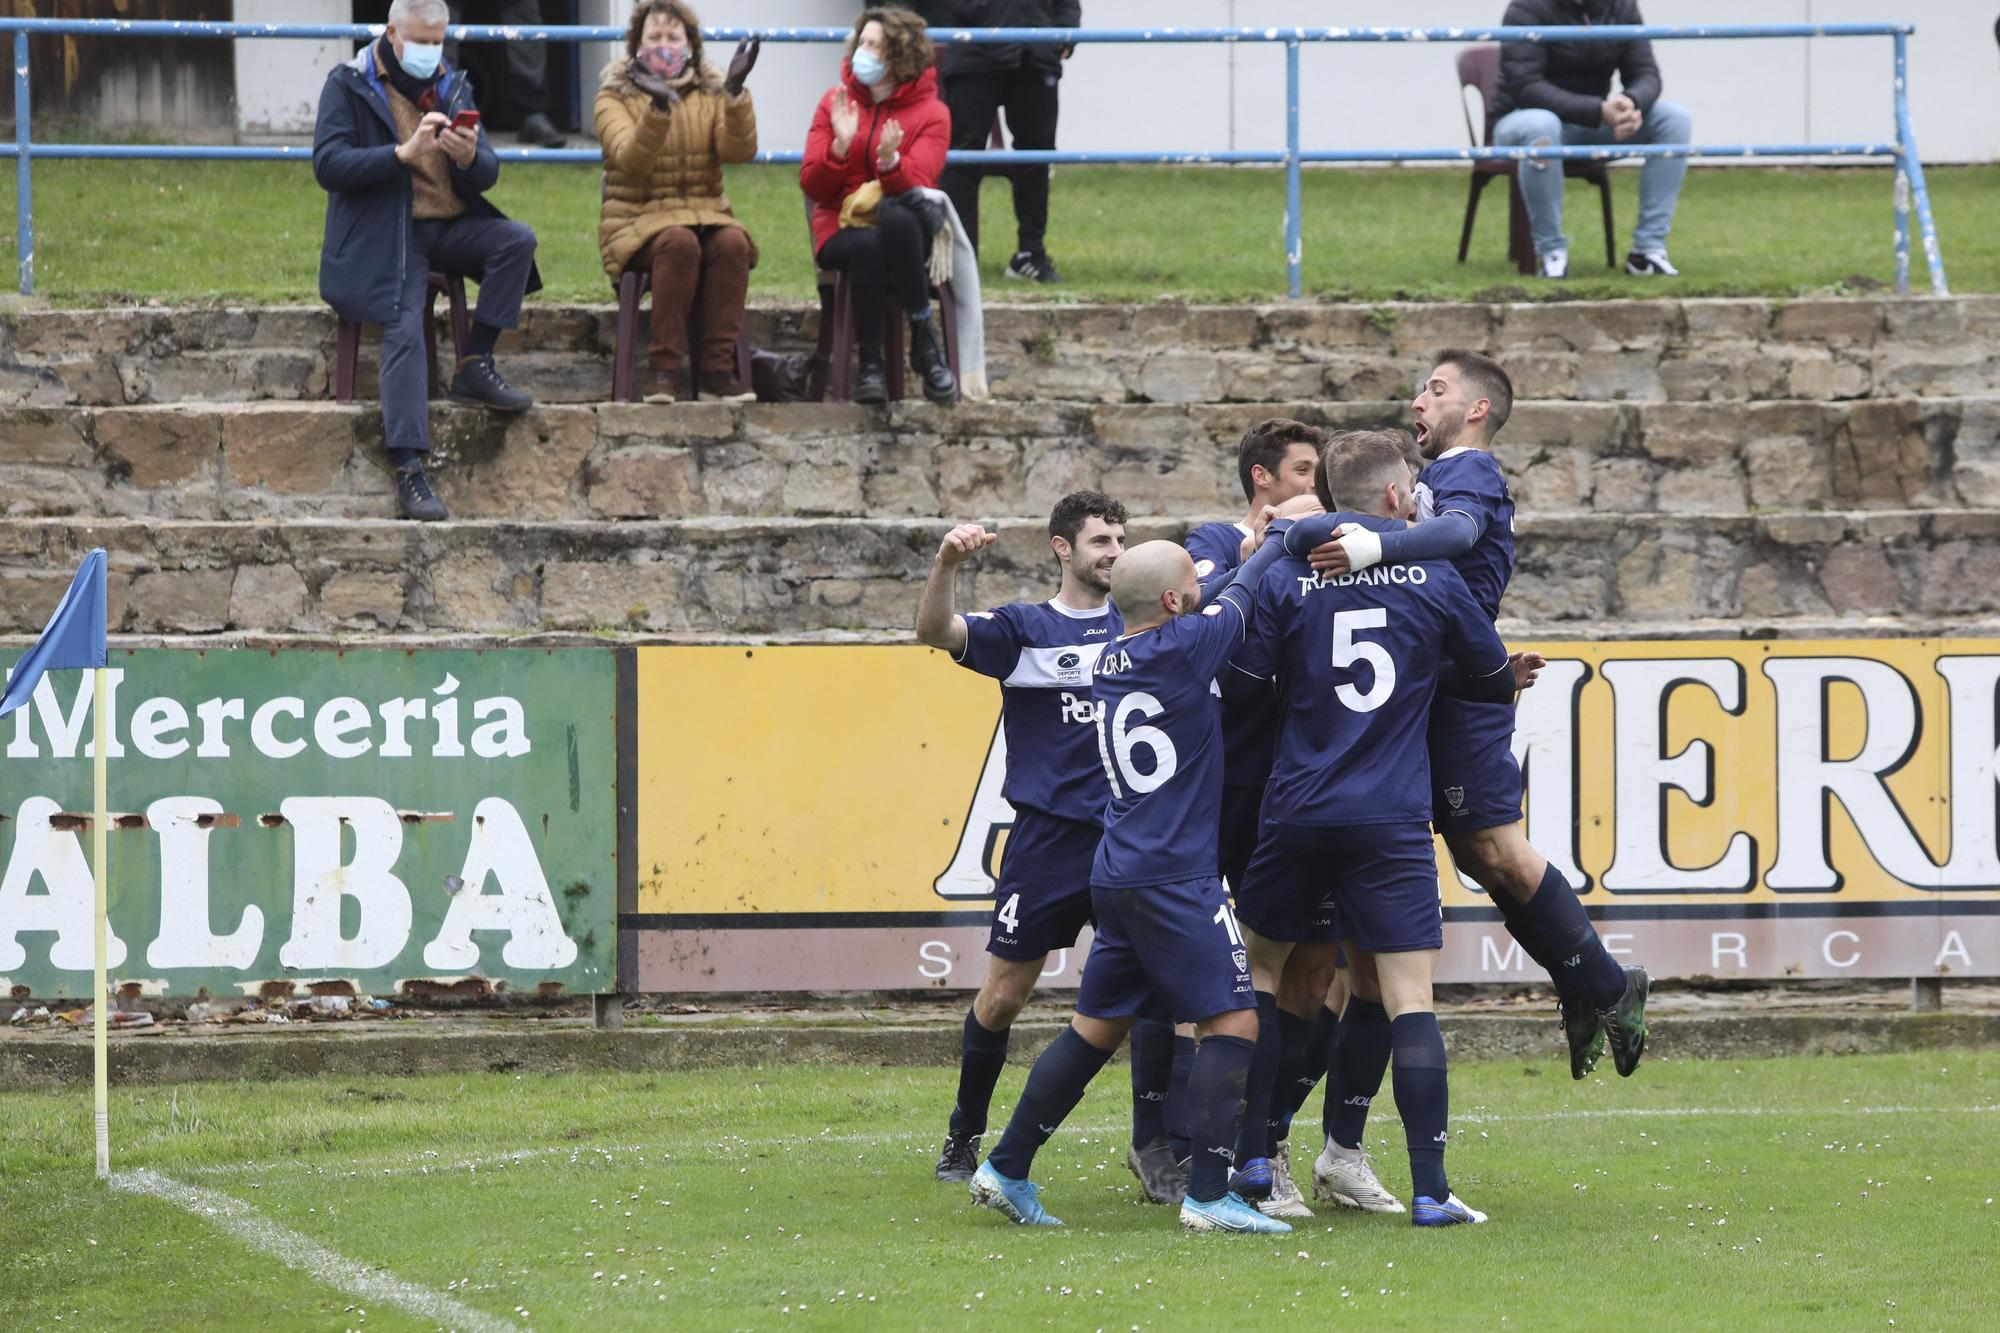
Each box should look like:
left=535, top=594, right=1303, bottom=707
left=1237, top=821, right=1443, bottom=954
left=988, top=808, right=1099, bottom=960
left=1217, top=784, right=1264, bottom=893
left=1428, top=693, right=1525, bottom=831
left=1234, top=820, right=1346, bottom=944
left=1076, top=877, right=1257, bottom=1024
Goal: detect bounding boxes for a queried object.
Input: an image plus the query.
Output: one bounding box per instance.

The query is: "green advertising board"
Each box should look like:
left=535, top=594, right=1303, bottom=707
left=0, top=648, right=616, bottom=999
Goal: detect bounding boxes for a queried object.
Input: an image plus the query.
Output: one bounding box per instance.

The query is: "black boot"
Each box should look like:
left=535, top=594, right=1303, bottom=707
left=448, top=354, right=533, bottom=412
left=853, top=344, right=888, bottom=405
left=909, top=317, right=956, bottom=406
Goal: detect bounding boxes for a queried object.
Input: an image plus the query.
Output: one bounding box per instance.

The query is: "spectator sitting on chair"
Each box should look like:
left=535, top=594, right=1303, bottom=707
left=596, top=0, right=761, bottom=404
left=1489, top=0, right=1691, bottom=280
left=926, top=0, right=1079, bottom=285
left=314, top=0, right=540, bottom=522
left=801, top=6, right=957, bottom=406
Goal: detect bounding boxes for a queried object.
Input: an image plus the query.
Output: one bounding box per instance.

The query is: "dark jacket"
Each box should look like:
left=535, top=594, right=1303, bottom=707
left=909, top=1, right=1081, bottom=79
left=312, top=47, right=542, bottom=324
left=1490, top=0, right=1662, bottom=127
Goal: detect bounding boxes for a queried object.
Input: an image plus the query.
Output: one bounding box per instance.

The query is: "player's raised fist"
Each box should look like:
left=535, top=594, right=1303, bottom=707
left=1509, top=650, right=1546, bottom=691
left=936, top=523, right=996, bottom=564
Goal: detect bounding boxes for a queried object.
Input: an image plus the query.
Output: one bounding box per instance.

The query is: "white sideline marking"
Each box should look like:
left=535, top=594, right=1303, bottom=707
left=111, top=1168, right=523, bottom=1333
left=175, top=1102, right=2000, bottom=1181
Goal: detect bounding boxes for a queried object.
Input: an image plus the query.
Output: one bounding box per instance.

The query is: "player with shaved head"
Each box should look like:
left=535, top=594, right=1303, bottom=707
left=971, top=498, right=1314, bottom=1234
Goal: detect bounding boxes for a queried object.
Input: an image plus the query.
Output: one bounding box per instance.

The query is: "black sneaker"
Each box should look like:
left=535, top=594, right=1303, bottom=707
left=1560, top=993, right=1606, bottom=1081
left=1600, top=964, right=1651, bottom=1078
left=908, top=318, right=957, bottom=406
left=935, top=1128, right=980, bottom=1183
left=394, top=460, right=448, bottom=522
left=1005, top=249, right=1064, bottom=284
left=1125, top=1135, right=1189, bottom=1206
left=852, top=346, right=888, bottom=405
left=448, top=355, right=533, bottom=412
left=517, top=112, right=567, bottom=149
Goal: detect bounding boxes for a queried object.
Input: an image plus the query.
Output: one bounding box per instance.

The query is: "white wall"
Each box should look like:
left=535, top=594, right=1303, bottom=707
left=236, top=1, right=1997, bottom=163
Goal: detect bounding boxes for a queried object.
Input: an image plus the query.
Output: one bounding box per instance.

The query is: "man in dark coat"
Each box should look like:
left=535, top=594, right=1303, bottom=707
left=916, top=0, right=1081, bottom=284
left=314, top=0, right=541, bottom=521
left=1489, top=0, right=1692, bottom=280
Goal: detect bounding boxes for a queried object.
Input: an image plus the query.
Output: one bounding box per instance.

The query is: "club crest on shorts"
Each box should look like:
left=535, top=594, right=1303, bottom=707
left=1445, top=786, right=1466, bottom=811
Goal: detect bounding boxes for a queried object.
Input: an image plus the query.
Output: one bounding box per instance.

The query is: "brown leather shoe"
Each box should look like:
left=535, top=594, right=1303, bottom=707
left=641, top=373, right=678, bottom=404
left=699, top=370, right=756, bottom=404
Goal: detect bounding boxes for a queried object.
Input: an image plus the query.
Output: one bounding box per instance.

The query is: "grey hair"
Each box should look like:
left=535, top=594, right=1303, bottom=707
left=387, top=0, right=451, bottom=27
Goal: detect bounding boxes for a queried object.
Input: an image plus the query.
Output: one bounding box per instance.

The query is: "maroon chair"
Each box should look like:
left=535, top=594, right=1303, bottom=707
left=610, top=267, right=756, bottom=403
left=1455, top=45, right=1616, bottom=275
left=821, top=270, right=960, bottom=405
left=333, top=272, right=469, bottom=402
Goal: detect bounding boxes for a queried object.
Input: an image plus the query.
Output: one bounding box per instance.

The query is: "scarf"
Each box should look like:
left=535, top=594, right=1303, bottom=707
left=377, top=35, right=442, bottom=113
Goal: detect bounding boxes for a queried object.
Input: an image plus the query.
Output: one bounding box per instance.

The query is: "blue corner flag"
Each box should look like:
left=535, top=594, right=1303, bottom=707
left=0, top=547, right=108, bottom=719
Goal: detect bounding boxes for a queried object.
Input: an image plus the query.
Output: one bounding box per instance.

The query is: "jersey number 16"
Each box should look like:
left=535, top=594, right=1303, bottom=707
left=1095, top=692, right=1177, bottom=799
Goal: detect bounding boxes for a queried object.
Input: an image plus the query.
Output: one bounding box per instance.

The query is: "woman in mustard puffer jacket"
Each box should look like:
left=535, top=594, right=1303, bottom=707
left=595, top=1, right=760, bottom=402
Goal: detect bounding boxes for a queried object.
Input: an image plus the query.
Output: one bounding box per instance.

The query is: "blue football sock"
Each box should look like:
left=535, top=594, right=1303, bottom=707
left=1389, top=1011, right=1450, bottom=1202
left=1164, top=1032, right=1197, bottom=1162
left=1271, top=1006, right=1314, bottom=1138
left=1185, top=1033, right=1255, bottom=1204
left=1128, top=1016, right=1174, bottom=1148
left=986, top=1025, right=1113, bottom=1180
left=948, top=1007, right=1011, bottom=1139
left=1516, top=863, right=1628, bottom=1011
left=1232, top=991, right=1281, bottom=1165
left=1327, top=997, right=1391, bottom=1150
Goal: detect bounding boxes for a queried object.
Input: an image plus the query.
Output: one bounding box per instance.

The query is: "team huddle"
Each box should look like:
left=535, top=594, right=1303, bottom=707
left=914, top=350, right=1651, bottom=1234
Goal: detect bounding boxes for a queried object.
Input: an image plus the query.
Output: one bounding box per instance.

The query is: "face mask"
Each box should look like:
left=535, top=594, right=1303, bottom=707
left=398, top=40, right=443, bottom=80
left=639, top=44, right=690, bottom=79
left=850, top=48, right=887, bottom=85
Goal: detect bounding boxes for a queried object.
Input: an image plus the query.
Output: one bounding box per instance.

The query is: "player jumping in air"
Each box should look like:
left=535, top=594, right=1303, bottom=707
left=970, top=512, right=1305, bottom=1233
left=917, top=491, right=1128, bottom=1184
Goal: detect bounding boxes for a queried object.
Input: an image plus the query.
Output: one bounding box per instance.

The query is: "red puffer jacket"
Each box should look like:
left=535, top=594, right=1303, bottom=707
left=800, top=62, right=951, bottom=258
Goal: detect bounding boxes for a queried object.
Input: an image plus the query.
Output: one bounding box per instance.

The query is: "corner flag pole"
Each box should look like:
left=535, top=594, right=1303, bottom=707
left=92, top=663, right=109, bottom=1180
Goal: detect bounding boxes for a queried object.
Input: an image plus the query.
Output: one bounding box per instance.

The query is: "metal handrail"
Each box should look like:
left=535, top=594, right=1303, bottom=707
left=0, top=20, right=1948, bottom=299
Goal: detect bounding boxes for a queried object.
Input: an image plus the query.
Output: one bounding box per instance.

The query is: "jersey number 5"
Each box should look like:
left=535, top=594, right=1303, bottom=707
left=1331, top=608, right=1396, bottom=713
left=1095, top=692, right=1178, bottom=799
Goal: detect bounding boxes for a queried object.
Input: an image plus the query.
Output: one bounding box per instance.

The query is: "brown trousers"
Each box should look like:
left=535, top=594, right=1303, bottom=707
left=632, top=224, right=752, bottom=375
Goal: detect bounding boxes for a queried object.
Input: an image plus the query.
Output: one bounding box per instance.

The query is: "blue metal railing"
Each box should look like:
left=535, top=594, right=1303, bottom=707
left=0, top=20, right=1949, bottom=300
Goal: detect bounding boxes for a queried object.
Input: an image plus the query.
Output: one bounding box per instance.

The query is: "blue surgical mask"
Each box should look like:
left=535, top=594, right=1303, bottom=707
left=850, top=48, right=887, bottom=85
left=398, top=40, right=444, bottom=80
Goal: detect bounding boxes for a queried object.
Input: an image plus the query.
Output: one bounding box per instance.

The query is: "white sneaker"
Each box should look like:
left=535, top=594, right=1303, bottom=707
left=1624, top=249, right=1679, bottom=276
left=1537, top=249, right=1569, bottom=279
left=1312, top=1140, right=1406, bottom=1214
left=1257, top=1141, right=1314, bottom=1219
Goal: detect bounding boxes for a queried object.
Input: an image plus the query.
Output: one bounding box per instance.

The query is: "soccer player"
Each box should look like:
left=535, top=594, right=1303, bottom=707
left=917, top=490, right=1128, bottom=1184
left=1125, top=419, right=1327, bottom=1208
left=1236, top=430, right=1541, bottom=1225
left=970, top=519, right=1302, bottom=1233
left=1305, top=351, right=1649, bottom=1081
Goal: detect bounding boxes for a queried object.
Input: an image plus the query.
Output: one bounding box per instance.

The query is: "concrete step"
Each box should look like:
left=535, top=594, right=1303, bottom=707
left=2, top=296, right=1996, bottom=408
left=0, top=509, right=1992, bottom=637
left=3, top=397, right=1990, bottom=523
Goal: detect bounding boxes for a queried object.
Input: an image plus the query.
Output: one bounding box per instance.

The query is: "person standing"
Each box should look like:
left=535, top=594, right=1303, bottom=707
left=1489, top=0, right=1692, bottom=279
left=596, top=1, right=761, bottom=403
left=314, top=0, right=540, bottom=522
left=925, top=0, right=1078, bottom=284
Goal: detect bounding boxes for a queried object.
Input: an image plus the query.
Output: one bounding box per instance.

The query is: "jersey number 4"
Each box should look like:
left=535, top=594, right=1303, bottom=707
left=1332, top=608, right=1396, bottom=713
left=1095, top=692, right=1177, bottom=799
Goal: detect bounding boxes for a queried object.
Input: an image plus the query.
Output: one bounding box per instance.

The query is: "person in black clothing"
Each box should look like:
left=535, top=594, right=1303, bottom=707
left=1489, top=0, right=1691, bottom=280
left=914, top=0, right=1079, bottom=284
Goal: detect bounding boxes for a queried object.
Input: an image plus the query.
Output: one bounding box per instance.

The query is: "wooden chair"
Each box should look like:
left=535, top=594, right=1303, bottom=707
left=1455, top=45, right=1616, bottom=275
left=609, top=267, right=756, bottom=403
left=333, top=272, right=469, bottom=402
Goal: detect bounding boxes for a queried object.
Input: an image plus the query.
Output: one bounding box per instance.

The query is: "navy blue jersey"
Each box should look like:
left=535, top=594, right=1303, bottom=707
left=956, top=598, right=1124, bottom=819
left=1089, top=581, right=1259, bottom=889
left=1235, top=514, right=1512, bottom=827
left=1185, top=520, right=1279, bottom=790
left=1416, top=447, right=1516, bottom=622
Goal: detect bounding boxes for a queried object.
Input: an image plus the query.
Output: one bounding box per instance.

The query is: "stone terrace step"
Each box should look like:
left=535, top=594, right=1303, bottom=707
left=2, top=296, right=1996, bottom=408
left=1, top=510, right=1993, bottom=638
left=4, top=397, right=1991, bottom=523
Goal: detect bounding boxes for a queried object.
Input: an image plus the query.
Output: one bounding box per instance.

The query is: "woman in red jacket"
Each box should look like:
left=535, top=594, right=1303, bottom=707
left=800, top=7, right=955, bottom=405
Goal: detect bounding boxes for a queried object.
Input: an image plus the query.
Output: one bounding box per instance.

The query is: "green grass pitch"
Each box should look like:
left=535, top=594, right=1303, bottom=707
left=1, top=1049, right=1995, bottom=1330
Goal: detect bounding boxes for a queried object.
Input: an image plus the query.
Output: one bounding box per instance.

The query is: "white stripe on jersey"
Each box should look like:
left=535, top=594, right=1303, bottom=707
left=1001, top=642, right=1111, bottom=689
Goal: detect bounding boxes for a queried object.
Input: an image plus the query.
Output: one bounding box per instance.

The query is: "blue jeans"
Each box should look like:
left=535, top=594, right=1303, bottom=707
left=1493, top=100, right=1692, bottom=258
